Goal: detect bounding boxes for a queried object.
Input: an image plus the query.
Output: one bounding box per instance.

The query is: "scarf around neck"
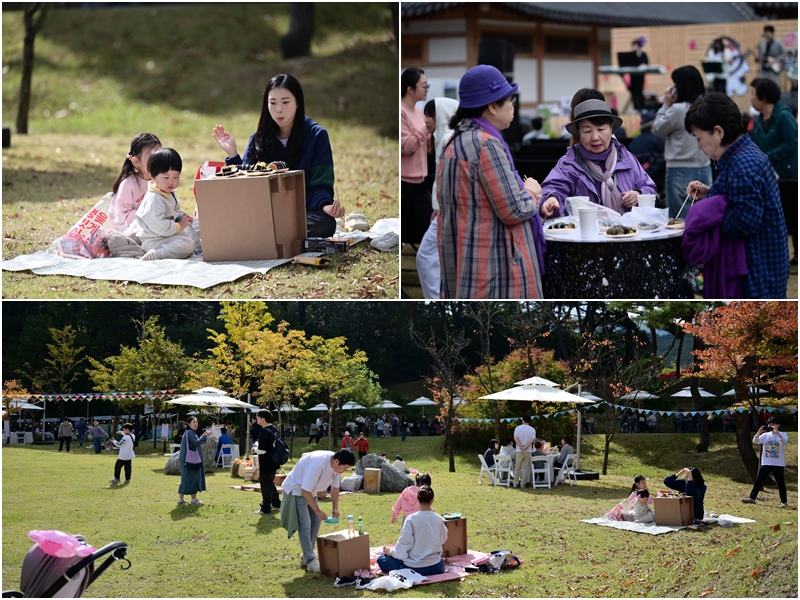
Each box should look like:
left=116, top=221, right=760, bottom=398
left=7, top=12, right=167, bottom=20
left=577, top=142, right=624, bottom=213
left=470, top=117, right=546, bottom=274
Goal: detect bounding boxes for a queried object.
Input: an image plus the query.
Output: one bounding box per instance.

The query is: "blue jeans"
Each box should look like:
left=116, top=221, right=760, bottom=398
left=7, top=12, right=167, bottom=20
left=377, top=554, right=445, bottom=576
left=78, top=432, right=86, bottom=446
left=93, top=438, right=102, bottom=454
left=665, top=166, right=713, bottom=219
left=295, top=495, right=321, bottom=565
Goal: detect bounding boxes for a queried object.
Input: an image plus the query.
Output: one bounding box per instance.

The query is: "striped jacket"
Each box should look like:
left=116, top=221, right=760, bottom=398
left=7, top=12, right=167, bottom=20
left=437, top=120, right=542, bottom=299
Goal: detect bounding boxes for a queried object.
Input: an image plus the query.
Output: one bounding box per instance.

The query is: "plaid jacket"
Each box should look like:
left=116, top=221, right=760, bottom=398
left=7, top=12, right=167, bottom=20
left=437, top=120, right=543, bottom=299
left=709, top=135, right=789, bottom=298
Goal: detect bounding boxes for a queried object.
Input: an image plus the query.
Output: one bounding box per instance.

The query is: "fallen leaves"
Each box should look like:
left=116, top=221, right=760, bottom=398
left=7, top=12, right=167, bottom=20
left=771, top=524, right=780, bottom=532
left=750, top=567, right=762, bottom=578
left=699, top=589, right=715, bottom=597
left=725, top=547, right=742, bottom=558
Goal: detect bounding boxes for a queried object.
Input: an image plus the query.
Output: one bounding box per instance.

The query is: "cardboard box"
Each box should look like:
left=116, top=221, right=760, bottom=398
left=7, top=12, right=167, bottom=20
left=442, top=517, right=468, bottom=557
left=317, top=530, right=370, bottom=578
left=654, top=496, right=693, bottom=526
left=363, top=468, right=382, bottom=494
left=194, top=170, right=306, bottom=262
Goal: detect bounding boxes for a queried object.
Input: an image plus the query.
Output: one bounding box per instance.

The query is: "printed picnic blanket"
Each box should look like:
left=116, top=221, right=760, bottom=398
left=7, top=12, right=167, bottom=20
left=367, top=546, right=487, bottom=586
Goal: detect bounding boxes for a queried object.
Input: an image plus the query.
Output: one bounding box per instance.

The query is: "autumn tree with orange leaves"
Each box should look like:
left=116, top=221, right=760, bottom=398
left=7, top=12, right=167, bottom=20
left=683, top=302, right=798, bottom=481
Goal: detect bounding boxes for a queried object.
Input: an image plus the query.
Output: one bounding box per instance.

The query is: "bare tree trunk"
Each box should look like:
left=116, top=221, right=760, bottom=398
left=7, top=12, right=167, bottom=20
left=735, top=410, right=759, bottom=481
left=17, top=3, right=52, bottom=134
left=692, top=336, right=709, bottom=453
left=281, top=3, right=314, bottom=59
left=389, top=2, right=398, bottom=44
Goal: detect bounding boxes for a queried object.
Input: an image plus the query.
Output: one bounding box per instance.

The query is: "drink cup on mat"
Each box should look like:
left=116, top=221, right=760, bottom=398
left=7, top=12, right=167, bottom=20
left=578, top=207, right=599, bottom=240
left=638, top=194, right=656, bottom=209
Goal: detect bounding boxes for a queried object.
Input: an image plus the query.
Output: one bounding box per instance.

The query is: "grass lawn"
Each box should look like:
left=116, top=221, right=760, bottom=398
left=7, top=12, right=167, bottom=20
left=2, top=433, right=796, bottom=598
left=2, top=3, right=399, bottom=299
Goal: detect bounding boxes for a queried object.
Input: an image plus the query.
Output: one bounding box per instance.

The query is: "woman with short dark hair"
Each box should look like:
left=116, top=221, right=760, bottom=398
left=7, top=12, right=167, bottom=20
left=685, top=92, right=790, bottom=298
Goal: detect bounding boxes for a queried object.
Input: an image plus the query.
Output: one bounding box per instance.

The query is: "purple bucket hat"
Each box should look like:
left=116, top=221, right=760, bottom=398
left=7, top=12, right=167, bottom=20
left=458, top=65, right=518, bottom=109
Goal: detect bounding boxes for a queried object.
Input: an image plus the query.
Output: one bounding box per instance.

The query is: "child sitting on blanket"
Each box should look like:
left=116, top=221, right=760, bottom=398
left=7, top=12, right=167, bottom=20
left=623, top=489, right=655, bottom=524
left=627, top=475, right=655, bottom=511
left=128, top=148, right=195, bottom=261
left=109, top=133, right=162, bottom=231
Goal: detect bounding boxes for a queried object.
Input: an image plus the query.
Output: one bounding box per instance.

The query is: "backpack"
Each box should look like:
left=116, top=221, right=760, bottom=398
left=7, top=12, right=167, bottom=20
left=270, top=429, right=290, bottom=466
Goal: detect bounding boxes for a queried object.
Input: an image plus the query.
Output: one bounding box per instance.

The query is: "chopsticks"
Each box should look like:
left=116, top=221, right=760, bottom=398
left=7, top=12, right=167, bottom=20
left=677, top=190, right=697, bottom=219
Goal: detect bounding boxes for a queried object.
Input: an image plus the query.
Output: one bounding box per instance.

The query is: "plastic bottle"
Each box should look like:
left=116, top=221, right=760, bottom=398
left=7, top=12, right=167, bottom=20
left=347, top=515, right=355, bottom=537
left=358, top=515, right=364, bottom=535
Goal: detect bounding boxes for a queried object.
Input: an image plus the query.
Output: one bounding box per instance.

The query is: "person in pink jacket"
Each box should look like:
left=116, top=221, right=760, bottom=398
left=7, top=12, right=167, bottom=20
left=401, top=67, right=431, bottom=244
left=391, top=473, right=431, bottom=525
left=108, top=133, right=162, bottom=231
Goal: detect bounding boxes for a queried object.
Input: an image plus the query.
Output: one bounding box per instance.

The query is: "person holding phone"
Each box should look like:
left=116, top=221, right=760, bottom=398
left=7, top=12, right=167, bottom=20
left=652, top=65, right=712, bottom=218
left=742, top=417, right=789, bottom=507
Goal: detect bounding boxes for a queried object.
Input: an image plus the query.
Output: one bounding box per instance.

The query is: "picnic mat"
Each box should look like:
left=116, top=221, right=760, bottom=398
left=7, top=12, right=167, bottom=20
left=368, top=546, right=488, bottom=586
left=582, top=514, right=756, bottom=535
left=1, top=219, right=399, bottom=289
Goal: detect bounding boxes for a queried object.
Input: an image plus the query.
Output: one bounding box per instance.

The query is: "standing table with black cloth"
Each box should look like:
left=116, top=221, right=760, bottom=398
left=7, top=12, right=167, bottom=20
left=542, top=228, right=692, bottom=299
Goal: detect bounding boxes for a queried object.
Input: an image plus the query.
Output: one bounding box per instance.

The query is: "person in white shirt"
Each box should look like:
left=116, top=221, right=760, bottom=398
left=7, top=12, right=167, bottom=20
left=513, top=416, right=536, bottom=489
left=393, top=455, right=409, bottom=473
left=377, top=485, right=448, bottom=576
left=280, top=449, right=355, bottom=572
left=742, top=417, right=789, bottom=507
left=109, top=423, right=136, bottom=484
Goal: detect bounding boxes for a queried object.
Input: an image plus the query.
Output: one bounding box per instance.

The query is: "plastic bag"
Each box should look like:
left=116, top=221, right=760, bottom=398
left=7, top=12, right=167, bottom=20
left=543, top=216, right=578, bottom=233
left=565, top=196, right=621, bottom=225
left=619, top=206, right=669, bottom=231
left=48, top=193, right=115, bottom=259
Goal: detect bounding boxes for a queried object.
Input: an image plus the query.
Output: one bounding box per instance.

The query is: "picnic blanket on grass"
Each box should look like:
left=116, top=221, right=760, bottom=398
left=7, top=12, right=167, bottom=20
left=582, top=514, right=756, bottom=535
left=368, top=546, right=487, bottom=586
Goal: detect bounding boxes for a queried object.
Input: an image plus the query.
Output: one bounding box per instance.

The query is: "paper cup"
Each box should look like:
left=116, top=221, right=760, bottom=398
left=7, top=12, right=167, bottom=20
left=638, top=194, right=656, bottom=209
left=578, top=207, right=599, bottom=240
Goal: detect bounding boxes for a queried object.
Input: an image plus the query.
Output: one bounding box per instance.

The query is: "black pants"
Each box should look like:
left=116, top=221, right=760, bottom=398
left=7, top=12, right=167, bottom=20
left=749, top=465, right=787, bottom=503
left=114, top=459, right=132, bottom=481
left=712, top=78, right=727, bottom=94
left=260, top=470, right=281, bottom=512
left=629, top=75, right=645, bottom=112
left=401, top=180, right=432, bottom=244
left=359, top=451, right=367, bottom=461
left=307, top=211, right=337, bottom=238
left=58, top=436, right=71, bottom=452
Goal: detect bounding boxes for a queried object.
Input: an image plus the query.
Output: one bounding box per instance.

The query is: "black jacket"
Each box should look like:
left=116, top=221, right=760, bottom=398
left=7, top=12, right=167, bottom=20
left=257, top=424, right=280, bottom=472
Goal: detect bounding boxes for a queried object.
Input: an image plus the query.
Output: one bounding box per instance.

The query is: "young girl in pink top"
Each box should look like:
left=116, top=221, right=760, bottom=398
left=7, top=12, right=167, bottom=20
left=627, top=475, right=655, bottom=510
left=391, top=473, right=431, bottom=525
left=109, top=133, right=162, bottom=230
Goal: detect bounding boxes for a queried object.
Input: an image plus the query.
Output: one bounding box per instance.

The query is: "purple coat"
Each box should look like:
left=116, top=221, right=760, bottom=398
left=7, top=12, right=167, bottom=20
left=681, top=195, right=748, bottom=299
left=540, top=139, right=656, bottom=216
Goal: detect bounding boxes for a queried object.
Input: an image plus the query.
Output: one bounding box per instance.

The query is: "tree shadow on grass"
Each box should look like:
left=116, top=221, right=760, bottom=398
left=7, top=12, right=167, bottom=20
left=2, top=167, right=113, bottom=204
left=35, top=4, right=398, bottom=140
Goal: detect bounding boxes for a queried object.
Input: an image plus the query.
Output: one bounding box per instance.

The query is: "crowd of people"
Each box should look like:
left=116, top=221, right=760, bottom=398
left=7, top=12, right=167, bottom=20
left=404, top=24, right=795, bottom=300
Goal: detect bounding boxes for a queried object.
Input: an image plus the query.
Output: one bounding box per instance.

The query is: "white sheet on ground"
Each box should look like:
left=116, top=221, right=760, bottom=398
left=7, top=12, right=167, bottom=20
left=582, top=513, right=756, bottom=535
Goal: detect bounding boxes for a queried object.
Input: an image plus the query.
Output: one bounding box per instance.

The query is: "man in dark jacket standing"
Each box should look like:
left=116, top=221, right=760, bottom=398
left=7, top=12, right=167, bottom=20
left=255, top=409, right=282, bottom=515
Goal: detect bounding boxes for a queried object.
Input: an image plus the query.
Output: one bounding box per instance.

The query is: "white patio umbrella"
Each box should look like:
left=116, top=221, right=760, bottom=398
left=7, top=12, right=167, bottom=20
left=374, top=400, right=402, bottom=410
left=479, top=384, right=597, bottom=469
left=619, top=390, right=660, bottom=401
left=515, top=376, right=559, bottom=387
left=407, top=396, right=437, bottom=418
left=279, top=404, right=301, bottom=412
left=167, top=394, right=255, bottom=410
left=192, top=386, right=228, bottom=395
left=307, top=403, right=329, bottom=411
left=722, top=386, right=770, bottom=397
left=341, top=402, right=366, bottom=411
left=578, top=391, right=603, bottom=402
left=671, top=387, right=715, bottom=398
left=6, top=400, right=44, bottom=411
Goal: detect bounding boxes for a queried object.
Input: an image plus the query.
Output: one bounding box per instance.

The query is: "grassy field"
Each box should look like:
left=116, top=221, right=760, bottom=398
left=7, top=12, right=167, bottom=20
left=2, top=433, right=796, bottom=598
left=2, top=3, right=399, bottom=299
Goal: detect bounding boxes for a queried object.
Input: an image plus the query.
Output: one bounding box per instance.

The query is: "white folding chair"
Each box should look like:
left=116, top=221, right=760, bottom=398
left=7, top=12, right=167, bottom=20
left=553, top=453, right=578, bottom=486
left=531, top=456, right=552, bottom=489
left=216, top=444, right=237, bottom=468
left=478, top=454, right=497, bottom=485
left=494, top=454, right=514, bottom=487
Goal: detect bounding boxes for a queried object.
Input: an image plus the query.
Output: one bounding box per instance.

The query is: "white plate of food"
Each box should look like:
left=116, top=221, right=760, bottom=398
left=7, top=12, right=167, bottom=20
left=545, top=225, right=577, bottom=234
left=666, top=219, right=685, bottom=229
left=603, top=227, right=638, bottom=238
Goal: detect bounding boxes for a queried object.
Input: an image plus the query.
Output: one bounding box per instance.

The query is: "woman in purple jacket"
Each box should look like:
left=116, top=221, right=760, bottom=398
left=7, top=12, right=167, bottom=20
left=539, top=97, right=656, bottom=218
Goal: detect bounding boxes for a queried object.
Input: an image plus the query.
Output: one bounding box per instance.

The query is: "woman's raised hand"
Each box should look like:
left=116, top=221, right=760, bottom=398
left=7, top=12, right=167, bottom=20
left=686, top=181, right=709, bottom=200
left=323, top=199, right=346, bottom=219
left=212, top=125, right=238, bottom=159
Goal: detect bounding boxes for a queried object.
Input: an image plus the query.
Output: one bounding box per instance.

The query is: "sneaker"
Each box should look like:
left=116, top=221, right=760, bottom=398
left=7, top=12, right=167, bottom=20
left=333, top=576, right=358, bottom=587
left=124, top=480, right=131, bottom=484
left=306, top=558, right=321, bottom=573
left=190, top=498, right=204, bottom=506
left=253, top=510, right=271, bottom=515
left=177, top=499, right=186, bottom=506
left=780, top=503, right=788, bottom=508
left=109, top=478, right=120, bottom=484
left=741, top=497, right=756, bottom=504
left=300, top=553, right=318, bottom=567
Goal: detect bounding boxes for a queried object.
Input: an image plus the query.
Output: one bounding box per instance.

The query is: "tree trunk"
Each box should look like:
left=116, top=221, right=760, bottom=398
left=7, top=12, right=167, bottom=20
left=692, top=336, right=709, bottom=453
left=389, top=2, right=398, bottom=45
left=17, top=3, right=51, bottom=135
left=602, top=434, right=611, bottom=475
left=735, top=411, right=760, bottom=481
left=281, top=3, right=314, bottom=59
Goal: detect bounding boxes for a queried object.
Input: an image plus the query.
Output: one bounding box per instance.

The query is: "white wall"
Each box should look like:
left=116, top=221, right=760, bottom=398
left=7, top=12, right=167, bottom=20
left=514, top=58, right=538, bottom=104
left=428, top=37, right=467, bottom=63
left=541, top=59, right=595, bottom=103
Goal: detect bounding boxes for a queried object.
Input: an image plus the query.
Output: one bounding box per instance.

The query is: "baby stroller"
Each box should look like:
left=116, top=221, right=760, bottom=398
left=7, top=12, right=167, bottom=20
left=2, top=531, right=130, bottom=598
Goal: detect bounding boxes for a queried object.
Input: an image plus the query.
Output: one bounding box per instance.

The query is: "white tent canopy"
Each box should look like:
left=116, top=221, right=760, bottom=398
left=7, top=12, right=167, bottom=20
left=515, top=376, right=559, bottom=387
left=167, top=394, right=255, bottom=410
left=374, top=400, right=402, bottom=410
left=279, top=404, right=301, bottom=412
left=5, top=401, right=44, bottom=411
left=619, top=390, right=660, bottom=401
left=671, top=387, right=715, bottom=398
left=407, top=396, right=436, bottom=417
left=341, top=402, right=366, bottom=411
left=579, top=391, right=603, bottom=402
left=722, top=386, right=770, bottom=397
left=307, top=404, right=329, bottom=411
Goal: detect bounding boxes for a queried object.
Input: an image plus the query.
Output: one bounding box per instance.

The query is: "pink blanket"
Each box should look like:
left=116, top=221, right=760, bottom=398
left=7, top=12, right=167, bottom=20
left=368, top=546, right=488, bottom=585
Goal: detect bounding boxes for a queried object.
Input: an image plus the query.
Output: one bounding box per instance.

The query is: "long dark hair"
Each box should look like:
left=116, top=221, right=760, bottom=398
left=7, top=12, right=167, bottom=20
left=252, top=74, right=305, bottom=167
left=672, top=65, right=706, bottom=104
left=112, top=133, right=161, bottom=194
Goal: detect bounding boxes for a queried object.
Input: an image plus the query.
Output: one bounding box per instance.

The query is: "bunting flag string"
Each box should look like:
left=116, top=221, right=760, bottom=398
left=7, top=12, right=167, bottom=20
left=3, top=391, right=178, bottom=402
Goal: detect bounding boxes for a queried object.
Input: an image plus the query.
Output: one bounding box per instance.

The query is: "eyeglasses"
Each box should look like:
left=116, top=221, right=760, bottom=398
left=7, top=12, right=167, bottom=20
left=505, top=96, right=517, bottom=107
left=418, top=83, right=431, bottom=90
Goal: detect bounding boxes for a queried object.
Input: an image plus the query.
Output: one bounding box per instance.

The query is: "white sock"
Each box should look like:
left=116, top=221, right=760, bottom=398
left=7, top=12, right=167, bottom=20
left=141, top=249, right=162, bottom=261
